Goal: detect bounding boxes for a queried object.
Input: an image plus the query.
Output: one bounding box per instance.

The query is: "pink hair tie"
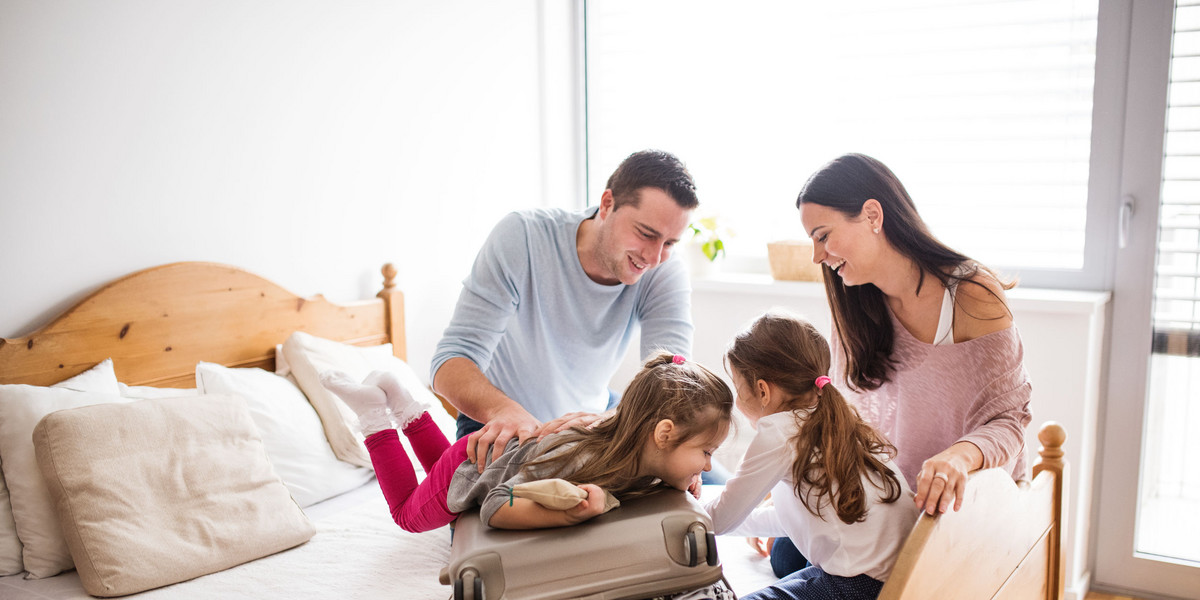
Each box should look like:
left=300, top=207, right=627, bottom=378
left=814, top=376, right=832, bottom=390
left=672, top=354, right=686, bottom=365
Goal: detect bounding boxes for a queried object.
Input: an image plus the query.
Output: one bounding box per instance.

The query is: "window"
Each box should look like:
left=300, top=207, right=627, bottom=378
left=1138, top=0, right=1200, bottom=565
left=1157, top=2, right=1200, bottom=348
left=585, top=0, right=1101, bottom=284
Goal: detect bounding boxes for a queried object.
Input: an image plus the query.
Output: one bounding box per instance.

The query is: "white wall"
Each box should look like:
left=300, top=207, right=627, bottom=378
left=0, top=0, right=579, bottom=382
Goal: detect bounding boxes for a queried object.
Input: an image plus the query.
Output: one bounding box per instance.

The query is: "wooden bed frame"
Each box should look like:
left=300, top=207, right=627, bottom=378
left=880, top=422, right=1067, bottom=600
left=2, top=261, right=1067, bottom=600
left=0, top=261, right=405, bottom=389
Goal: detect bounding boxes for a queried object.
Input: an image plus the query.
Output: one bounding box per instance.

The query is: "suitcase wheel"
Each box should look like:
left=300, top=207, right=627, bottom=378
left=453, top=569, right=485, bottom=600
left=684, top=524, right=719, bottom=568
left=706, top=531, right=719, bottom=566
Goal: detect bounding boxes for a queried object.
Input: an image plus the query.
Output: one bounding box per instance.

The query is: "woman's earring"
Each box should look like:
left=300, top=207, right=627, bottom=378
left=873, top=227, right=880, bottom=234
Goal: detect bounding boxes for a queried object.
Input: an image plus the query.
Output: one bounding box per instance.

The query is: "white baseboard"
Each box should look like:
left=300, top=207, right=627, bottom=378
left=1066, top=570, right=1092, bottom=600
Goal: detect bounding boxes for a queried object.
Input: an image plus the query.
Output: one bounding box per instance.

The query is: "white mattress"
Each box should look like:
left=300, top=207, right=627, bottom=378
left=0, top=482, right=778, bottom=600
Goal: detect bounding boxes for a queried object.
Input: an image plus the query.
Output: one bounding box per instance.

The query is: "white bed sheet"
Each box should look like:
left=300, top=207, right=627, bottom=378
left=0, top=482, right=778, bottom=600
left=0, top=481, right=450, bottom=600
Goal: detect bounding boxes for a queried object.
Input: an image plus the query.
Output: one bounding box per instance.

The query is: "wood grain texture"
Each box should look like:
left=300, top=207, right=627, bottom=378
left=0, top=262, right=399, bottom=388
left=879, top=422, right=1067, bottom=600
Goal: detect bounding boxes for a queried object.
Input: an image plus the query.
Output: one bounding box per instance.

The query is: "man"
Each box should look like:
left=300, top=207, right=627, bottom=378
left=431, top=149, right=698, bottom=468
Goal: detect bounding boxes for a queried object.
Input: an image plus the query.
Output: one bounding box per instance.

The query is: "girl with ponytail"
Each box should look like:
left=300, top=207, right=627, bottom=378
left=703, top=311, right=918, bottom=600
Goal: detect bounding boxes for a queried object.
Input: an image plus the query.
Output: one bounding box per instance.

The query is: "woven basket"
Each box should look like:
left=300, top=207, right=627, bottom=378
left=766, top=241, right=823, bottom=282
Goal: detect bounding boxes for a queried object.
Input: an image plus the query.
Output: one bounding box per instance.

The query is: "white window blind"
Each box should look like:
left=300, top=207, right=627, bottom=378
left=1154, top=0, right=1200, bottom=356
left=585, top=0, right=1099, bottom=274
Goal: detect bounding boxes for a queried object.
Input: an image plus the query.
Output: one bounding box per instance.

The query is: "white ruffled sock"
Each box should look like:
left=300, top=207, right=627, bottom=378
left=364, top=370, right=428, bottom=429
left=319, top=370, right=393, bottom=436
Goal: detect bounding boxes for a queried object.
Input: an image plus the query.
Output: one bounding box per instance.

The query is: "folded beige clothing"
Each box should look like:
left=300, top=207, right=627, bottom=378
left=511, top=478, right=621, bottom=514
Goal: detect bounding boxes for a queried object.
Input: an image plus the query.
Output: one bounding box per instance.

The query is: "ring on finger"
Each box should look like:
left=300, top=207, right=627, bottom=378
left=932, top=472, right=949, bottom=482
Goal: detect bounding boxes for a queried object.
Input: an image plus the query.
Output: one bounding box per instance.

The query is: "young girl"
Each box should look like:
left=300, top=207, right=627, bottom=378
left=322, top=352, right=732, bottom=532
left=704, top=312, right=919, bottom=600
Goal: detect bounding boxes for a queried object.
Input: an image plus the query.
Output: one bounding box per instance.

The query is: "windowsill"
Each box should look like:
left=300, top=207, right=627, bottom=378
left=690, top=272, right=1112, bottom=315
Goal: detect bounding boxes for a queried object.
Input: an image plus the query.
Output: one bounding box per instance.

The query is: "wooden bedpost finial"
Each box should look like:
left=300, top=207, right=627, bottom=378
left=1037, top=421, right=1066, bottom=471
left=1034, top=421, right=1068, bottom=600
left=381, top=263, right=397, bottom=291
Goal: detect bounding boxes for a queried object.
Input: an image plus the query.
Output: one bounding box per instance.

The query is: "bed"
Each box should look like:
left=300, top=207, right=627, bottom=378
left=878, top=421, right=1068, bottom=600
left=0, top=261, right=1066, bottom=599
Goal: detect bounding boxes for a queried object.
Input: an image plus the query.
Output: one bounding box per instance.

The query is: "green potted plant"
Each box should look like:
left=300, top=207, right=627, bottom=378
left=689, top=217, right=726, bottom=262
left=682, top=215, right=729, bottom=278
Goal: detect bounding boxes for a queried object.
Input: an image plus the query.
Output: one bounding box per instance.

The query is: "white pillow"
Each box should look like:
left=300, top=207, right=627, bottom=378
left=195, top=362, right=373, bottom=507
left=274, top=343, right=290, bottom=376
left=118, top=382, right=201, bottom=399
left=281, top=332, right=457, bottom=470
left=0, top=359, right=119, bottom=577
left=0, top=370, right=130, bottom=578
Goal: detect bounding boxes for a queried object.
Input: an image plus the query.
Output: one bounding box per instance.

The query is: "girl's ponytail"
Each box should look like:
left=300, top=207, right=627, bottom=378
left=726, top=311, right=902, bottom=525
left=792, top=382, right=901, bottom=524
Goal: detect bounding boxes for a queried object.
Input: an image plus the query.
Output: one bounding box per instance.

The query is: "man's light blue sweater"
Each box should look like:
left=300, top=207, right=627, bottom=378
left=430, top=206, right=693, bottom=422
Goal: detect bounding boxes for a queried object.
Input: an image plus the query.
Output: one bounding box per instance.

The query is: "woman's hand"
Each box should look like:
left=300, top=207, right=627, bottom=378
left=913, top=441, right=983, bottom=514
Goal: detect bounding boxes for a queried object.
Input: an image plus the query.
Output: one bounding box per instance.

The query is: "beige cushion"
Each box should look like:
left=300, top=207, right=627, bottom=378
left=281, top=331, right=456, bottom=469
left=0, top=359, right=122, bottom=578
left=32, top=394, right=315, bottom=597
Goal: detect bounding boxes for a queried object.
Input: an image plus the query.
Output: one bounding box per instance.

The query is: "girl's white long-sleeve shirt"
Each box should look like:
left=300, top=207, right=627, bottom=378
left=703, top=411, right=919, bottom=581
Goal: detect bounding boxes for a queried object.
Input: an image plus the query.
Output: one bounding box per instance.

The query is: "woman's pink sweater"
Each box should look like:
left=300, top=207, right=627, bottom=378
left=832, top=316, right=1033, bottom=489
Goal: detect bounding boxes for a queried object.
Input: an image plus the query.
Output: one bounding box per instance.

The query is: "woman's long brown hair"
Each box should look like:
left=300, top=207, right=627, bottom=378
left=796, top=153, right=1013, bottom=391
left=524, top=352, right=733, bottom=500
left=726, top=312, right=902, bottom=524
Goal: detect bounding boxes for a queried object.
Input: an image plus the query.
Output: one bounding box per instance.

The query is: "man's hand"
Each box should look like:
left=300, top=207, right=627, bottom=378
left=466, top=405, right=540, bottom=473
left=533, top=411, right=611, bottom=440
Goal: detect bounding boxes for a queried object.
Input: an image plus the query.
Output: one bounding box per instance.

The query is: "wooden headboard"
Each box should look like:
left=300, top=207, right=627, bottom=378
left=880, top=422, right=1068, bottom=600
left=0, top=262, right=405, bottom=389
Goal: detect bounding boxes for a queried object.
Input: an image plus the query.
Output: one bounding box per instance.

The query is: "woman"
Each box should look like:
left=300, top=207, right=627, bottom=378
left=796, top=153, right=1032, bottom=517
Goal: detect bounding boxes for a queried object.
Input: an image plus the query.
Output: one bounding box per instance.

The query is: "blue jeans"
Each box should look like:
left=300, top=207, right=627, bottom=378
left=702, top=459, right=732, bottom=485
left=770, top=537, right=808, bottom=578
left=455, top=413, right=483, bottom=440
left=742, top=566, right=883, bottom=600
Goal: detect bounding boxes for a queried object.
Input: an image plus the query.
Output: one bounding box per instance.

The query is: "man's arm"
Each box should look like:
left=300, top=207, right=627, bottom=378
left=430, top=212, right=539, bottom=469
left=433, top=357, right=540, bottom=470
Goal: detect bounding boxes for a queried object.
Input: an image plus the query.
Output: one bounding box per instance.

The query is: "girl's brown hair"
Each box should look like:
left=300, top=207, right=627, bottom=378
left=795, top=153, right=1013, bottom=390
left=525, top=352, right=733, bottom=500
left=725, top=312, right=902, bottom=524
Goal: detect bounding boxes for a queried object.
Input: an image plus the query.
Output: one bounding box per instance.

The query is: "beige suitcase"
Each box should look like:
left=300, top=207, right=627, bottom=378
left=439, top=489, right=724, bottom=600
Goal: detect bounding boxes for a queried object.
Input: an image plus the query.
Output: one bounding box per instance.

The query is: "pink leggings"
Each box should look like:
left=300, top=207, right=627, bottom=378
left=363, top=412, right=468, bottom=533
